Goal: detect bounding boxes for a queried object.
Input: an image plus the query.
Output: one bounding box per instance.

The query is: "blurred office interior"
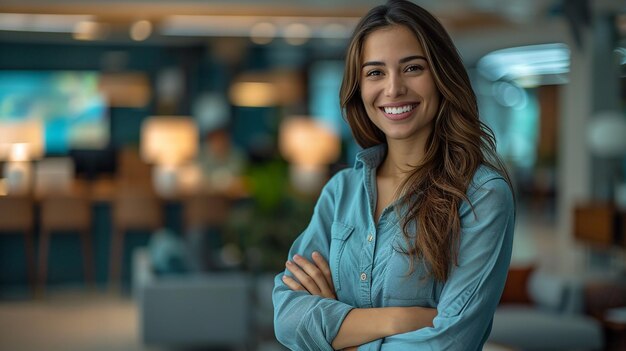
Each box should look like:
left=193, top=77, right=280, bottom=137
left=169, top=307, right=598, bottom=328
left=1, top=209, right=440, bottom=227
left=0, top=0, right=626, bottom=350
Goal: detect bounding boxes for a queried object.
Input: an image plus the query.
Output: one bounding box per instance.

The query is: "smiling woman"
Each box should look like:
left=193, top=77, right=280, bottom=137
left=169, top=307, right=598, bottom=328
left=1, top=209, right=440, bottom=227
left=272, top=1, right=515, bottom=350
left=359, top=25, right=440, bottom=162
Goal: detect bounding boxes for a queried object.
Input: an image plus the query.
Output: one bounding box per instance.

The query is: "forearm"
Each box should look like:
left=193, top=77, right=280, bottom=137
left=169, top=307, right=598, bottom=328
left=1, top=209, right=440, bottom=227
left=331, top=306, right=436, bottom=350
left=274, top=270, right=356, bottom=351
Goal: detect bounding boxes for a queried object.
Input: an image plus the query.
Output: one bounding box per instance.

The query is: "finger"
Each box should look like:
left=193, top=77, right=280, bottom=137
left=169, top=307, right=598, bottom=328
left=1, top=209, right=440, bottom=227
left=282, top=274, right=306, bottom=292
left=312, top=251, right=335, bottom=292
left=293, top=254, right=334, bottom=298
left=286, top=260, right=321, bottom=295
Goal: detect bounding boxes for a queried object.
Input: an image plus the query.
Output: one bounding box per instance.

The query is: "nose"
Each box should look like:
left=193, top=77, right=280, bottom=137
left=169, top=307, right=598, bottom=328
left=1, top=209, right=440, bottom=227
left=385, top=73, right=407, bottom=97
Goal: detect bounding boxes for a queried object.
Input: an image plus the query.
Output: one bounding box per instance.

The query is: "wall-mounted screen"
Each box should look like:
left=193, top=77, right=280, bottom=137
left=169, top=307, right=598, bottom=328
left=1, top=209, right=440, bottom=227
left=0, top=71, right=109, bottom=154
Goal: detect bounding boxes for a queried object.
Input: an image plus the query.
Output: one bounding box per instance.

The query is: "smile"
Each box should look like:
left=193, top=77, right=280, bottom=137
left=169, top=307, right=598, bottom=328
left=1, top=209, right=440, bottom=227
left=379, top=103, right=418, bottom=121
left=382, top=104, right=416, bottom=115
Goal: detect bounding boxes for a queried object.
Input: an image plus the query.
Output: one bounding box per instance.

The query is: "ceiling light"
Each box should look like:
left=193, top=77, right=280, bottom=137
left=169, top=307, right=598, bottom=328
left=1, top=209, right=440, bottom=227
left=0, top=13, right=93, bottom=33
left=73, top=20, right=104, bottom=41
left=477, top=43, right=570, bottom=84
left=250, top=22, right=276, bottom=45
left=284, top=23, right=311, bottom=46
left=160, top=15, right=358, bottom=40
left=161, top=15, right=258, bottom=37
left=130, top=20, right=152, bottom=41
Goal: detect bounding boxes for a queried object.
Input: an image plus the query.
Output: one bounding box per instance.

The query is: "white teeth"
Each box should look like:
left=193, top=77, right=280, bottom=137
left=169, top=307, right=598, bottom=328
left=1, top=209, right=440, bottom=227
left=383, top=105, right=415, bottom=115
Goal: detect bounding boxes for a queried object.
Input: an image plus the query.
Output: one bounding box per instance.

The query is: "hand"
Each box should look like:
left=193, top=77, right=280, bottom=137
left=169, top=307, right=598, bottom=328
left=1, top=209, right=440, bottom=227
left=343, top=347, right=359, bottom=351
left=282, top=251, right=336, bottom=299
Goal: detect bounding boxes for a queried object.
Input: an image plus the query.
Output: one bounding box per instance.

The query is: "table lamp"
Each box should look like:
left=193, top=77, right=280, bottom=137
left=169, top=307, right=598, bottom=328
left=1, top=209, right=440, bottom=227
left=279, top=116, right=340, bottom=194
left=0, top=121, right=44, bottom=195
left=141, top=116, right=198, bottom=197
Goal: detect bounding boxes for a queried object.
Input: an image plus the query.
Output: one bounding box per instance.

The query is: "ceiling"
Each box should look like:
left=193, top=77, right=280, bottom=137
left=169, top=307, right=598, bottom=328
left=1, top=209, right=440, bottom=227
left=0, top=0, right=557, bottom=25
left=0, top=0, right=624, bottom=64
left=0, top=0, right=547, bottom=15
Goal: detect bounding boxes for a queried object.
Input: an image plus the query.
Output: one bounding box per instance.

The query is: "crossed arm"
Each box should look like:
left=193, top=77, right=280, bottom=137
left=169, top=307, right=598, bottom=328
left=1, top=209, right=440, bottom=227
left=282, top=252, right=437, bottom=350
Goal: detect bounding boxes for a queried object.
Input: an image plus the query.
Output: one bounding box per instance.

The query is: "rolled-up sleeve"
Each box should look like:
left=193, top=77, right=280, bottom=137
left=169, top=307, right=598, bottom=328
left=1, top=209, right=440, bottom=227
left=361, top=177, right=514, bottom=351
left=273, top=173, right=354, bottom=351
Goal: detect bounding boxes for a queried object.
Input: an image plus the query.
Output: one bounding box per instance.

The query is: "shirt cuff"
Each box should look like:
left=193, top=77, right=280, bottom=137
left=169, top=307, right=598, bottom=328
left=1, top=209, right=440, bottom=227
left=300, top=300, right=354, bottom=349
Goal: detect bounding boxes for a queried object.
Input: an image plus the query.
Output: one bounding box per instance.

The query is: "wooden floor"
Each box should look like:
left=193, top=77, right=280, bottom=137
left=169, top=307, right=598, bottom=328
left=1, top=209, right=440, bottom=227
left=0, top=289, right=153, bottom=351
left=0, top=287, right=289, bottom=351
left=0, top=287, right=516, bottom=351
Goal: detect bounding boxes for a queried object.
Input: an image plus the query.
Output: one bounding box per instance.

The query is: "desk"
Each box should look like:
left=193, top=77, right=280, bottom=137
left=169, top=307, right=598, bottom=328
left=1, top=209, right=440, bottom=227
left=0, top=177, right=244, bottom=290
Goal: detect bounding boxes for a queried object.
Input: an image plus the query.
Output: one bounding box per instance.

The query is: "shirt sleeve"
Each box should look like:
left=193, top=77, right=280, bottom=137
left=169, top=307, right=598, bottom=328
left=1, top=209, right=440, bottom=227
left=272, top=173, right=355, bottom=351
left=361, top=176, right=515, bottom=351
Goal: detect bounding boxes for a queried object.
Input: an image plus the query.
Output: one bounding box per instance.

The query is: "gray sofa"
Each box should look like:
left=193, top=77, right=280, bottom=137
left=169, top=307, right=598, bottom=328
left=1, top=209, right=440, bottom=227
left=488, top=269, right=604, bottom=351
left=132, top=248, right=254, bottom=350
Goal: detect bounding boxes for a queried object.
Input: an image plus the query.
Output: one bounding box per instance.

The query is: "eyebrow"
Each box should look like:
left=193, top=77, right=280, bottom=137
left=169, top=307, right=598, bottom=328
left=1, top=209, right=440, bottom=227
left=362, top=55, right=427, bottom=68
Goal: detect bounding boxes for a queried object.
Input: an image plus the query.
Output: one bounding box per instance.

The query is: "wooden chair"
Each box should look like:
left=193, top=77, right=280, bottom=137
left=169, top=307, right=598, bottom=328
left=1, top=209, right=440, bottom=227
left=109, top=185, right=163, bottom=290
left=181, top=194, right=233, bottom=271
left=0, top=196, right=36, bottom=294
left=38, top=192, right=94, bottom=293
left=34, top=158, right=94, bottom=294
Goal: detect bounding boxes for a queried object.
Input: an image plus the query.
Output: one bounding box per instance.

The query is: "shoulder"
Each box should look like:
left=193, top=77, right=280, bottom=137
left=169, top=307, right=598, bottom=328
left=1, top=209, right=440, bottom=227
left=462, top=165, right=514, bottom=213
left=459, top=166, right=515, bottom=238
left=467, top=165, right=510, bottom=196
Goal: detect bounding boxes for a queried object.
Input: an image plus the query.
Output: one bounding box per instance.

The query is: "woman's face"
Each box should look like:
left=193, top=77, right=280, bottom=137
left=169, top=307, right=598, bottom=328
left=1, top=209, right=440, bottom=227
left=359, top=25, right=440, bottom=146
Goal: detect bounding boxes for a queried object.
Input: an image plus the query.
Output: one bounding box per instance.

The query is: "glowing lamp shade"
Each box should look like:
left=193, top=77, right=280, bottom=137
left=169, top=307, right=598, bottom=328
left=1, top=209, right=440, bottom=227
left=0, top=121, right=44, bottom=195
left=229, top=82, right=278, bottom=107
left=0, top=120, right=44, bottom=161
left=229, top=70, right=303, bottom=107
left=141, top=116, right=198, bottom=197
left=279, top=117, right=340, bottom=168
left=141, top=117, right=198, bottom=166
left=279, top=117, right=340, bottom=193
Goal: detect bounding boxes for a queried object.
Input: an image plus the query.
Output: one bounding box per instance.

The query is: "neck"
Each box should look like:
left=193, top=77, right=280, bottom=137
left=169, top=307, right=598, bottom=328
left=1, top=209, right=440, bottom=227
left=380, top=138, right=427, bottom=180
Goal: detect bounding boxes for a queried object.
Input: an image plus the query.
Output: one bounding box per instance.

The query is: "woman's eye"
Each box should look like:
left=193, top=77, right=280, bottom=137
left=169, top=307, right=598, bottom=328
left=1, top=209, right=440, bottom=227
left=405, top=65, right=424, bottom=73
left=366, top=70, right=382, bottom=77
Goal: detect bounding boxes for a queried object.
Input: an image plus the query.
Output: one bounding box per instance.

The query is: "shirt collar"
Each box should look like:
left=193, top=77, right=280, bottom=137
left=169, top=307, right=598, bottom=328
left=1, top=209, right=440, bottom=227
left=355, top=143, right=387, bottom=171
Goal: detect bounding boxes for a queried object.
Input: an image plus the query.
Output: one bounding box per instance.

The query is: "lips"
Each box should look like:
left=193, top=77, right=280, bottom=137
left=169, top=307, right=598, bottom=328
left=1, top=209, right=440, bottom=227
left=379, top=103, right=418, bottom=121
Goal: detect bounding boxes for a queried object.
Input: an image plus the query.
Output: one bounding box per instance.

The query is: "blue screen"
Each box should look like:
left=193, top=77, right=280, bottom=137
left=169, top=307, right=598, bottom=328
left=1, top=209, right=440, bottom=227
left=0, top=71, right=108, bottom=154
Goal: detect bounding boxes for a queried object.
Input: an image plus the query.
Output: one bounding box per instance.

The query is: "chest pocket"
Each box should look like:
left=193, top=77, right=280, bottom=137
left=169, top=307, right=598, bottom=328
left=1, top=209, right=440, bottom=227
left=383, top=236, right=437, bottom=307
left=329, top=221, right=354, bottom=292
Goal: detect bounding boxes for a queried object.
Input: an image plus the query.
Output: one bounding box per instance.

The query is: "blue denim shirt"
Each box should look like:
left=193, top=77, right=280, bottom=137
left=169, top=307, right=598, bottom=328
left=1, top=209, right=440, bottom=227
left=273, top=144, right=515, bottom=351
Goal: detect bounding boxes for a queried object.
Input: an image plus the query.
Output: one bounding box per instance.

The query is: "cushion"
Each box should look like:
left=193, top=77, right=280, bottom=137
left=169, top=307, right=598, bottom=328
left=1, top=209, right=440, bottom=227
left=499, top=265, right=534, bottom=305
left=528, top=270, right=573, bottom=312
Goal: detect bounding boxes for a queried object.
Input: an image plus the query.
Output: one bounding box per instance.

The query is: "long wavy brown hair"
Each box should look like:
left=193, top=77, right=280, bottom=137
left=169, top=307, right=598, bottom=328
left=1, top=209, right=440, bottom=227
left=340, top=0, right=513, bottom=282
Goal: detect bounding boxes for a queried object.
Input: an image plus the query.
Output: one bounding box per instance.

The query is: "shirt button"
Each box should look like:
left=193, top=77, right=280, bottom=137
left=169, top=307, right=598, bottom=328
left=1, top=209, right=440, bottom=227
left=360, top=273, right=367, bottom=281
left=367, top=234, right=374, bottom=242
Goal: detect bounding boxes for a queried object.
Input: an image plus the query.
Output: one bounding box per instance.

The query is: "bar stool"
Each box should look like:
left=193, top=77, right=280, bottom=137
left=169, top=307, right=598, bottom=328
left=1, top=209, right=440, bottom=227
left=109, top=185, right=163, bottom=290
left=181, top=194, right=232, bottom=271
left=0, top=196, right=36, bottom=294
left=38, top=192, right=94, bottom=294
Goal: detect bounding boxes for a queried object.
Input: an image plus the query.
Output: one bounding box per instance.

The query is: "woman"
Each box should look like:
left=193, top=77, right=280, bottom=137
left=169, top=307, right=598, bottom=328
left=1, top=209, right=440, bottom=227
left=272, top=1, right=515, bottom=350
